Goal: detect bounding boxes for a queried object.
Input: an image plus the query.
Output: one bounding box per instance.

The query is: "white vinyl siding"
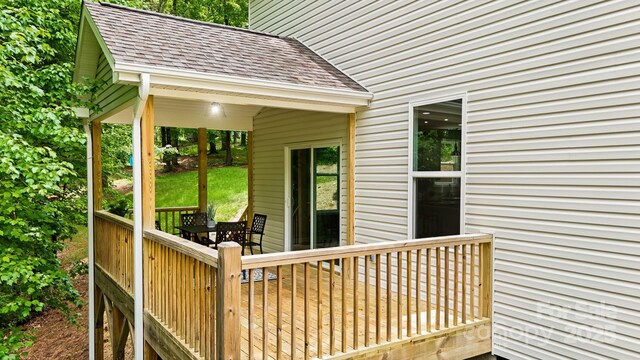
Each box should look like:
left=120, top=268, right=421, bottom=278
left=250, top=1, right=640, bottom=359
left=252, top=108, right=348, bottom=254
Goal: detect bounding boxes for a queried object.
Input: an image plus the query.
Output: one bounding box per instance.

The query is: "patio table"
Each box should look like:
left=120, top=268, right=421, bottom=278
left=175, top=224, right=217, bottom=240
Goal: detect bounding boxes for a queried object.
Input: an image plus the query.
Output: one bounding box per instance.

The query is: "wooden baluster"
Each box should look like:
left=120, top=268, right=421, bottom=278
left=195, top=258, right=201, bottom=353
left=329, top=259, right=335, bottom=355
left=212, top=265, right=216, bottom=360
left=445, top=246, right=450, bottom=329
left=277, top=265, right=283, bottom=359
left=341, top=259, right=347, bottom=354
left=200, top=261, right=205, bottom=356
left=364, top=255, right=370, bottom=347
left=426, top=248, right=431, bottom=332
left=291, top=264, right=297, bottom=359
left=262, top=266, right=269, bottom=360
left=436, top=247, right=441, bottom=331
left=353, top=256, right=359, bottom=350
left=248, top=268, right=255, bottom=360
left=406, top=250, right=412, bottom=337
left=454, top=245, right=459, bottom=326
left=386, top=252, right=391, bottom=342
left=195, top=261, right=204, bottom=356
left=397, top=251, right=402, bottom=339
left=305, top=263, right=311, bottom=359
left=470, top=244, right=475, bottom=320
left=462, top=244, right=467, bottom=324
left=416, top=249, right=422, bottom=335
left=375, top=253, right=381, bottom=344
left=317, top=262, right=323, bottom=358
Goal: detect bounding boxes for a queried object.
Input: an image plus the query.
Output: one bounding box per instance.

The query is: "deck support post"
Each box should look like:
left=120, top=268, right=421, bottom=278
left=85, top=119, right=102, bottom=360
left=92, top=122, right=103, bottom=210
left=95, top=286, right=105, bottom=360
left=216, top=242, right=242, bottom=360
left=480, top=239, right=493, bottom=318
left=247, top=131, right=253, bottom=221
left=132, top=74, right=150, bottom=360
left=141, top=96, right=155, bottom=230
left=198, top=128, right=208, bottom=213
left=346, top=113, right=356, bottom=278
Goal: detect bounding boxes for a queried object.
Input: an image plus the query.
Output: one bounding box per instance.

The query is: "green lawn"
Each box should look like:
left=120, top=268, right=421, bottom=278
left=149, top=166, right=247, bottom=221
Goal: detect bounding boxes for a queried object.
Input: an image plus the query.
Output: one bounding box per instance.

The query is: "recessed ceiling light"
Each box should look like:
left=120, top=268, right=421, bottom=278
left=210, top=102, right=221, bottom=114
left=444, top=118, right=449, bottom=121
left=422, top=112, right=430, bottom=115
left=424, top=121, right=428, bottom=124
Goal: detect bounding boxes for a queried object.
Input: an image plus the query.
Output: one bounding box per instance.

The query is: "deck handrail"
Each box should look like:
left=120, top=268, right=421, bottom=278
left=95, top=209, right=134, bottom=229
left=242, top=233, right=491, bottom=269
left=144, top=229, right=218, bottom=268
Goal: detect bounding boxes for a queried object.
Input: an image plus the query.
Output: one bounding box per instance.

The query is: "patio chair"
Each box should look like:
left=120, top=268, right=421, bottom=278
left=180, top=212, right=207, bottom=242
left=245, top=213, right=267, bottom=255
left=154, top=220, right=162, bottom=231
left=212, top=221, right=248, bottom=254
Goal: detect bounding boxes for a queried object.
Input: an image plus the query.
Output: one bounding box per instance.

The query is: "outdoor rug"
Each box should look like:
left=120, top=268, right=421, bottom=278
left=241, top=268, right=277, bottom=284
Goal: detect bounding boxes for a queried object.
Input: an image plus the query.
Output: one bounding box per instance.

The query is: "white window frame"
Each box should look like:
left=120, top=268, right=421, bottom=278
left=284, top=139, right=343, bottom=252
left=407, top=93, right=467, bottom=239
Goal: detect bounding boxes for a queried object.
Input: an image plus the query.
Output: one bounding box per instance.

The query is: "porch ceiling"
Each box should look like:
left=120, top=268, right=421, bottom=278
left=103, top=96, right=261, bottom=131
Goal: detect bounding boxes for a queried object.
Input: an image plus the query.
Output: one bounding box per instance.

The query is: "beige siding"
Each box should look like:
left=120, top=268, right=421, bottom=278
left=252, top=108, right=348, bottom=253
left=91, top=53, right=137, bottom=121
left=250, top=1, right=640, bottom=359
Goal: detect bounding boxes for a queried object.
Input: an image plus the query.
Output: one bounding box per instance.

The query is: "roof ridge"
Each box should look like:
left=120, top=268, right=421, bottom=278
left=95, top=1, right=281, bottom=39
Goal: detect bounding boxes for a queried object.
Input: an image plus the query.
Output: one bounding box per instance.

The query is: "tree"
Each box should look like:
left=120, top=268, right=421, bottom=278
left=0, top=0, right=85, bottom=357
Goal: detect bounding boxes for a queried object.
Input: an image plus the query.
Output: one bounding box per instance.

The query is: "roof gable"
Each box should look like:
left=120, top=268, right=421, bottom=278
left=81, top=2, right=367, bottom=93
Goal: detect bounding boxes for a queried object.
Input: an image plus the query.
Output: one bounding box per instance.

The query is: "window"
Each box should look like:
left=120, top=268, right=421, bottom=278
left=410, top=98, right=464, bottom=238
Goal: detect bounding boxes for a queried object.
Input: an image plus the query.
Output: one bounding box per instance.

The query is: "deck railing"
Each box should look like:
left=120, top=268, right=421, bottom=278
left=126, top=206, right=200, bottom=235
left=94, top=213, right=492, bottom=359
left=143, top=229, right=220, bottom=359
left=95, top=211, right=134, bottom=294
left=240, top=233, right=493, bottom=359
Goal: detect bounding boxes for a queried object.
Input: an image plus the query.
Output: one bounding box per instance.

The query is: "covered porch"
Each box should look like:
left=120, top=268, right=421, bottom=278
left=76, top=2, right=492, bottom=360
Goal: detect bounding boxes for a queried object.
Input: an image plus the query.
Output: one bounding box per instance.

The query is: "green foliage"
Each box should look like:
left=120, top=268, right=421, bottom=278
left=105, top=0, right=249, bottom=27
left=0, top=0, right=84, bottom=357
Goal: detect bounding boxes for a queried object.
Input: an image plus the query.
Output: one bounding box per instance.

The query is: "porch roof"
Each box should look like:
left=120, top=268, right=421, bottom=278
left=75, top=2, right=372, bottom=117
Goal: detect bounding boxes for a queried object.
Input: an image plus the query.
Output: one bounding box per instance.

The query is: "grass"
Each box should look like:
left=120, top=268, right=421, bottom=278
left=180, top=143, right=248, bottom=166
left=153, top=166, right=248, bottom=221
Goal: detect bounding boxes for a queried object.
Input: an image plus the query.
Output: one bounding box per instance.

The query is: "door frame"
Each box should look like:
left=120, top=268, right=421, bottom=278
left=284, top=139, right=343, bottom=252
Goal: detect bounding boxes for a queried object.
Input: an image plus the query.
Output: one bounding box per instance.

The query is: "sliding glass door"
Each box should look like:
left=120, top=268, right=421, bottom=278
left=289, top=145, right=340, bottom=251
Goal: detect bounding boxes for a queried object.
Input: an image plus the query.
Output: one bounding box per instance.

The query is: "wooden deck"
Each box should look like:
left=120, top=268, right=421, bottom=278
left=239, top=261, right=488, bottom=359
left=93, top=210, right=492, bottom=360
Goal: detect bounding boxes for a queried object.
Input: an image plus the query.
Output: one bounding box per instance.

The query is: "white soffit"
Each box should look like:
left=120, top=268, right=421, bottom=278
left=101, top=97, right=259, bottom=131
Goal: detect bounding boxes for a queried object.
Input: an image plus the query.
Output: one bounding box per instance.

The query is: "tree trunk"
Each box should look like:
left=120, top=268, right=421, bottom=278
left=233, top=131, right=238, bottom=144
left=220, top=130, right=228, bottom=150
left=224, top=130, right=233, bottom=166
left=209, top=141, right=217, bottom=154
left=170, top=128, right=179, bottom=167
left=240, top=132, right=246, bottom=146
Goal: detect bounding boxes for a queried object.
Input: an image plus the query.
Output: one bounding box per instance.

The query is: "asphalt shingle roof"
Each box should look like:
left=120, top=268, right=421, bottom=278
left=84, top=2, right=367, bottom=92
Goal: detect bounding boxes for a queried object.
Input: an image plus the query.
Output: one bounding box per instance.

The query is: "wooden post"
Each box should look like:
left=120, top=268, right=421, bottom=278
left=95, top=286, right=105, bottom=360
left=480, top=241, right=493, bottom=318
left=346, top=113, right=356, bottom=279
left=347, top=113, right=355, bottom=246
left=198, top=128, right=208, bottom=213
left=247, top=131, right=253, bottom=221
left=143, top=342, right=158, bottom=360
left=216, top=242, right=242, bottom=360
left=92, top=121, right=103, bottom=210
left=141, top=96, right=155, bottom=230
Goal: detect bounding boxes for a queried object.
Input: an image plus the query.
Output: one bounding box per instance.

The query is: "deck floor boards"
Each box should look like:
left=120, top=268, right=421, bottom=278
left=239, top=263, right=480, bottom=360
